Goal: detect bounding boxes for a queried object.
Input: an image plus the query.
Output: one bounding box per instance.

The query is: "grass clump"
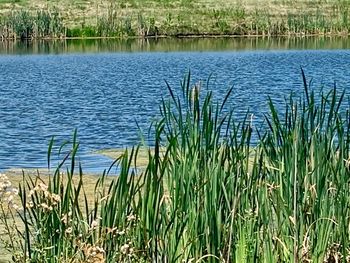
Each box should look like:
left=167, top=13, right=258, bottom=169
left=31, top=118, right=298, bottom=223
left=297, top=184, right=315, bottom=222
left=0, top=9, right=64, bottom=40
left=2, top=71, right=350, bottom=262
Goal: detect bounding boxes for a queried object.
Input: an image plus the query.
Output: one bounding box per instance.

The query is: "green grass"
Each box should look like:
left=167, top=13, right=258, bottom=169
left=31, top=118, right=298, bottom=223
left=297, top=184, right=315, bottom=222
left=0, top=0, right=350, bottom=39
left=2, top=71, right=350, bottom=262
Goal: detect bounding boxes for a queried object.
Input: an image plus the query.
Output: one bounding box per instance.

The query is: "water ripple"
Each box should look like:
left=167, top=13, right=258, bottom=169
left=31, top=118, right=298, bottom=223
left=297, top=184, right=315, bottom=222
left=0, top=50, right=350, bottom=172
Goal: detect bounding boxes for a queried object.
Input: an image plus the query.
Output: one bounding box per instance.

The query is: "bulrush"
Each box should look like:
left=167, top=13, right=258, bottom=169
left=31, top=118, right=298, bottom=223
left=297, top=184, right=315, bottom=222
left=2, top=73, right=350, bottom=262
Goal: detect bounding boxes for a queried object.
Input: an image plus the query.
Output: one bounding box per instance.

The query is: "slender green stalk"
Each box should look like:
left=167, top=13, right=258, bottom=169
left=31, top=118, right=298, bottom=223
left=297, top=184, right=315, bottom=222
left=2, top=71, right=350, bottom=262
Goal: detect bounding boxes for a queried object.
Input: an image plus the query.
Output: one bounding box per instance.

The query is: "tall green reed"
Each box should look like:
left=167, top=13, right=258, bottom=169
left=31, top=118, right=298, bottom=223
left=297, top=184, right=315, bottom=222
left=2, top=71, right=350, bottom=262
left=0, top=10, right=64, bottom=40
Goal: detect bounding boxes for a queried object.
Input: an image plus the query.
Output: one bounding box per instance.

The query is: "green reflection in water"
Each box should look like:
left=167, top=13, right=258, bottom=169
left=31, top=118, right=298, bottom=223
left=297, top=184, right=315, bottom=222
left=0, top=36, right=349, bottom=54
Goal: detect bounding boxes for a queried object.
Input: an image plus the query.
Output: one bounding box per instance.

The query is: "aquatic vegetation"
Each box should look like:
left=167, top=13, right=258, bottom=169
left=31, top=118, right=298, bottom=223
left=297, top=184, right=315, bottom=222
left=2, top=71, right=350, bottom=262
left=0, top=10, right=64, bottom=40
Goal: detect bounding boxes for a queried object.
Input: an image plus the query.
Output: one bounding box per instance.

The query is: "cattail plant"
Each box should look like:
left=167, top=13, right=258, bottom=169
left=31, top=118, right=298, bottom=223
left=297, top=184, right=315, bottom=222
left=2, top=72, right=350, bottom=262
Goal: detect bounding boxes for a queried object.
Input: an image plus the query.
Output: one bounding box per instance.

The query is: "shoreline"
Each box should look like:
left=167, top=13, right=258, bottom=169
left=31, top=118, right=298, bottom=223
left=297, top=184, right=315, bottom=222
left=1, top=32, right=350, bottom=42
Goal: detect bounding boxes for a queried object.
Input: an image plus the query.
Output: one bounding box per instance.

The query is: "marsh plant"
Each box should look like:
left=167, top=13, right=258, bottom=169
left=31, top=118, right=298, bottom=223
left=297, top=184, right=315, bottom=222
left=0, top=10, right=64, bottom=40
left=2, top=72, right=350, bottom=262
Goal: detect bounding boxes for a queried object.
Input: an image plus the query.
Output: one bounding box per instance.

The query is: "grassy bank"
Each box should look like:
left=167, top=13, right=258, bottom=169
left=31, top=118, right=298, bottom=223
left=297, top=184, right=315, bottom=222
left=1, top=72, right=350, bottom=262
left=0, top=0, right=349, bottom=39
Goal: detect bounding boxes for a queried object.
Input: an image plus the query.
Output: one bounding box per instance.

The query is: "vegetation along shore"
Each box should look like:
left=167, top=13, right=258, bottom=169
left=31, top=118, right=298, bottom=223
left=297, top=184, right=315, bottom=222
left=0, top=0, right=349, bottom=39
left=1, top=72, right=350, bottom=262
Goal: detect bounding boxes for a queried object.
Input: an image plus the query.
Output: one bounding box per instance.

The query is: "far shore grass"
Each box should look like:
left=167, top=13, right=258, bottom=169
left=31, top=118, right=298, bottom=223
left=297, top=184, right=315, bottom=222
left=0, top=0, right=350, bottom=39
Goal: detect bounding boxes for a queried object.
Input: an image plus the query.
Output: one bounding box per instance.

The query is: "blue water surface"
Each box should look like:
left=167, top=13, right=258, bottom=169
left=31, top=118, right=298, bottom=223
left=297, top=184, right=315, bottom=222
left=0, top=48, right=350, bottom=172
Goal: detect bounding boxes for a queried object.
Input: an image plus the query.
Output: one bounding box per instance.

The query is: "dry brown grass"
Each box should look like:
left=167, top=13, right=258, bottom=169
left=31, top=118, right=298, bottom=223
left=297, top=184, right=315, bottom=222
left=0, top=169, right=112, bottom=261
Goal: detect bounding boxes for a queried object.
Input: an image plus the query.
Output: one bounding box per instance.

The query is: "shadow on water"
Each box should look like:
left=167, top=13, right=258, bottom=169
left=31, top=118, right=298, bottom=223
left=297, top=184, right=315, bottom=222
left=0, top=36, right=350, bottom=54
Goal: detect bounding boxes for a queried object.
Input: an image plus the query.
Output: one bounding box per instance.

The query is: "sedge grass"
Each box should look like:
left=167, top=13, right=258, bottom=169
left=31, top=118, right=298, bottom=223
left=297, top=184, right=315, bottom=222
left=1, top=71, right=350, bottom=262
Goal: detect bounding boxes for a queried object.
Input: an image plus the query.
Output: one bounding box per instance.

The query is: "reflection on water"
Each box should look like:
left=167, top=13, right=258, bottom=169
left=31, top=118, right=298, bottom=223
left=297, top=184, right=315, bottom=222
left=0, top=36, right=350, bottom=54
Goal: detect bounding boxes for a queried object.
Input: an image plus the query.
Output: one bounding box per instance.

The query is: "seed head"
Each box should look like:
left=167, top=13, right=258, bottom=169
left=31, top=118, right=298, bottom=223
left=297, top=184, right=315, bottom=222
left=127, top=214, right=136, bottom=222
left=65, top=227, right=73, bottom=235
left=90, top=220, right=99, bottom=229
left=120, top=244, right=130, bottom=255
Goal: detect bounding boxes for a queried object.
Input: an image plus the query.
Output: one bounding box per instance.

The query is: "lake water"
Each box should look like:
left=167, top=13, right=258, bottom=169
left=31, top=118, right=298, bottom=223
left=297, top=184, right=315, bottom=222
left=1, top=37, right=350, bottom=173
